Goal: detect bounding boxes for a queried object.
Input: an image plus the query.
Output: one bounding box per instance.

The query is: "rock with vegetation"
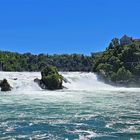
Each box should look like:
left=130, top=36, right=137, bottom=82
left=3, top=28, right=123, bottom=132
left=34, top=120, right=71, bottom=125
left=35, top=66, right=63, bottom=90
left=93, top=35, right=140, bottom=86
left=0, top=79, right=12, bottom=91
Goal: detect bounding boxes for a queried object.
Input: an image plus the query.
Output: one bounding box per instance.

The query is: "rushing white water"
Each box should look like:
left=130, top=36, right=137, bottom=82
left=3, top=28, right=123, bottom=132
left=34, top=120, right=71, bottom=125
left=0, top=72, right=140, bottom=139
left=0, top=71, right=139, bottom=92
left=1, top=72, right=112, bottom=91
left=62, top=72, right=113, bottom=91
left=0, top=72, right=42, bottom=92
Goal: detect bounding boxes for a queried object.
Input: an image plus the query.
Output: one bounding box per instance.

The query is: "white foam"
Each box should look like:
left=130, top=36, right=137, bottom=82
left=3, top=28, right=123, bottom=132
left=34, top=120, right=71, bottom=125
left=0, top=72, right=140, bottom=93
left=62, top=72, right=140, bottom=92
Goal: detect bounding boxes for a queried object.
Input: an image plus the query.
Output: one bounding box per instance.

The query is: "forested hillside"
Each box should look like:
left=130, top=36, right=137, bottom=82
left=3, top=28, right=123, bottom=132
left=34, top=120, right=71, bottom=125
left=93, top=35, right=140, bottom=86
left=0, top=51, right=99, bottom=72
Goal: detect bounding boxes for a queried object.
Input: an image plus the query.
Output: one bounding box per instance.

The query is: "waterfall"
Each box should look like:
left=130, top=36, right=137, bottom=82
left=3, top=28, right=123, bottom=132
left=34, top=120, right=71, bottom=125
left=0, top=72, right=139, bottom=92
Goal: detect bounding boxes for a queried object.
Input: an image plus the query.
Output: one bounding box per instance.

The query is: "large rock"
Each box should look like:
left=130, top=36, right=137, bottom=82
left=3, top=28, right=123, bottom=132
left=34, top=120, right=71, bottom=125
left=0, top=79, right=12, bottom=91
left=34, top=78, right=47, bottom=89
left=35, top=66, right=63, bottom=90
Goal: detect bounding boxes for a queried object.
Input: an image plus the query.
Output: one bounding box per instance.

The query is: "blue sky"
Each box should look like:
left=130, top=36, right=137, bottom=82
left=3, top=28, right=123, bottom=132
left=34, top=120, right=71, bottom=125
left=0, top=0, right=140, bottom=55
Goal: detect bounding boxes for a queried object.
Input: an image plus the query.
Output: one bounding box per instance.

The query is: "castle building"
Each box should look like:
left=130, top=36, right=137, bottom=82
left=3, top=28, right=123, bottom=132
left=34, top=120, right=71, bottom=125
left=120, top=35, right=133, bottom=45
left=120, top=35, right=140, bottom=46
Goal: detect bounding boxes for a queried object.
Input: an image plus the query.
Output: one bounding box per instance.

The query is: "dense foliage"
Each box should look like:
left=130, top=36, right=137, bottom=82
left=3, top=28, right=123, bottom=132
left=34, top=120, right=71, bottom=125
left=0, top=51, right=94, bottom=72
left=93, top=37, right=140, bottom=86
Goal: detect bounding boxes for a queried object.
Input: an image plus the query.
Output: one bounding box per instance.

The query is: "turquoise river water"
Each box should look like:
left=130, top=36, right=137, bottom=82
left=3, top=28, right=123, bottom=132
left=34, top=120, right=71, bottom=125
left=0, top=72, right=140, bottom=140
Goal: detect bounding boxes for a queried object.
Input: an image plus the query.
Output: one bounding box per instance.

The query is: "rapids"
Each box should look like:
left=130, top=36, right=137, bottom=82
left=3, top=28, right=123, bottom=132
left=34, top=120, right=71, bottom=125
left=0, top=72, right=140, bottom=139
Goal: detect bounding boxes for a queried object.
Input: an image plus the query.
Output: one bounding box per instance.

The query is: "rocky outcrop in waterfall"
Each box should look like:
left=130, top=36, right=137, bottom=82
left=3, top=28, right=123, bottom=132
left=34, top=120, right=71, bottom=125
left=0, top=79, right=12, bottom=91
left=34, top=66, right=63, bottom=90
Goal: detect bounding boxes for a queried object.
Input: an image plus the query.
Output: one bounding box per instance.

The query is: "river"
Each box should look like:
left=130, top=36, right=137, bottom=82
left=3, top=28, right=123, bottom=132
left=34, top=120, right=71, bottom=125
left=0, top=72, right=140, bottom=140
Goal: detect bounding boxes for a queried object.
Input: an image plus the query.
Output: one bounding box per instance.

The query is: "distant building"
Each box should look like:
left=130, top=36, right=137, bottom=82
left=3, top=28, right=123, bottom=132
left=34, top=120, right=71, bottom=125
left=120, top=35, right=140, bottom=46
left=120, top=35, right=133, bottom=46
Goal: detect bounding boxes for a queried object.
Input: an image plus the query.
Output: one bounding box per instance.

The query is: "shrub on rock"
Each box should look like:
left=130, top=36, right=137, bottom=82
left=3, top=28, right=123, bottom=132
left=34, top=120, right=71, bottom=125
left=41, top=66, right=63, bottom=90
left=35, top=66, right=63, bottom=90
left=41, top=66, right=58, bottom=77
left=42, top=74, right=63, bottom=90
